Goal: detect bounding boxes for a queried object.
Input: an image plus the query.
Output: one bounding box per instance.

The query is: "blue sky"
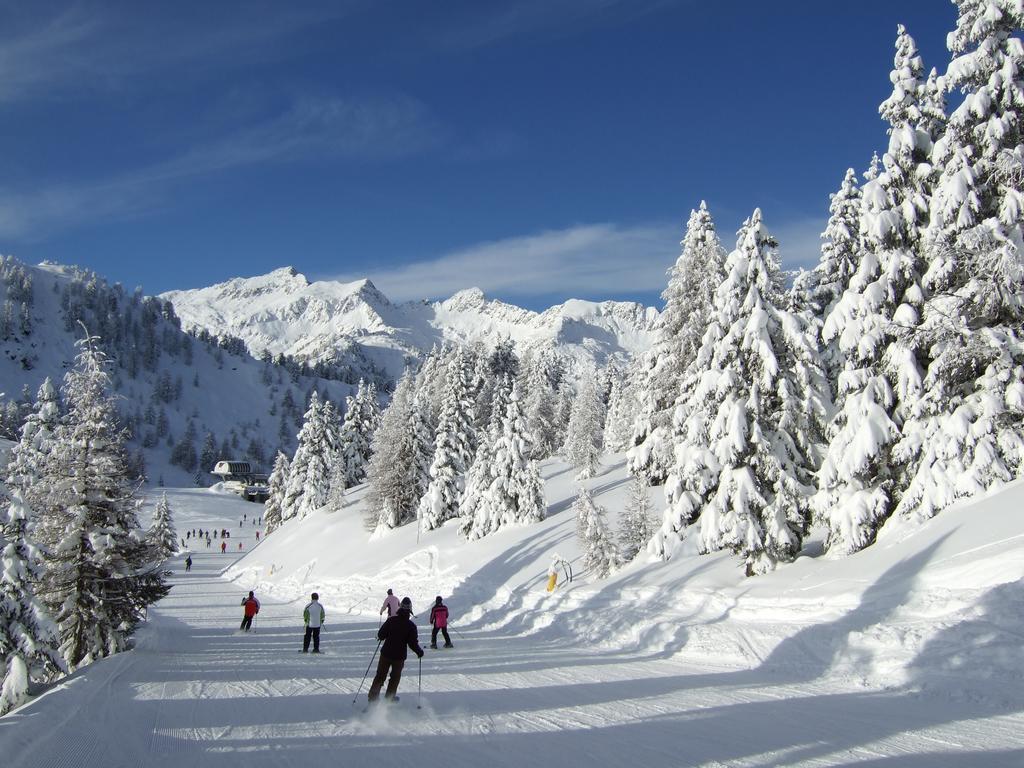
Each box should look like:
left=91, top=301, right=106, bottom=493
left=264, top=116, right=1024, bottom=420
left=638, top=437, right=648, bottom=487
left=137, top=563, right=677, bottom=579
left=0, top=1, right=956, bottom=310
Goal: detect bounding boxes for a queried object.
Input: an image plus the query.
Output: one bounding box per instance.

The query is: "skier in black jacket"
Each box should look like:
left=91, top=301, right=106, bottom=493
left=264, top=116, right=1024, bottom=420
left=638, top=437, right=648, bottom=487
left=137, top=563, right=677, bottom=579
left=368, top=597, right=423, bottom=702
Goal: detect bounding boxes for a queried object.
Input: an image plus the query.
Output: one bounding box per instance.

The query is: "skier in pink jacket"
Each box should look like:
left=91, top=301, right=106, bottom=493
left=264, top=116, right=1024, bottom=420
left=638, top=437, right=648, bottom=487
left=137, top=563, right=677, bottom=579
left=380, top=588, right=400, bottom=618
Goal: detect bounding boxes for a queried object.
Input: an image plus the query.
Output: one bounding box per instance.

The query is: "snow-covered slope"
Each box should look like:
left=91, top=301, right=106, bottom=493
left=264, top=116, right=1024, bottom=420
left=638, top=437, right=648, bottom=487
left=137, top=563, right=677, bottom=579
left=4, top=455, right=1022, bottom=766
left=162, top=268, right=660, bottom=379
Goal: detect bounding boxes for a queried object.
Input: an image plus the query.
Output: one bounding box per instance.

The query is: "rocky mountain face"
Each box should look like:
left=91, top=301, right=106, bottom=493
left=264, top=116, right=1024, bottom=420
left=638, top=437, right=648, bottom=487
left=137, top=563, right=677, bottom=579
left=162, top=267, right=660, bottom=378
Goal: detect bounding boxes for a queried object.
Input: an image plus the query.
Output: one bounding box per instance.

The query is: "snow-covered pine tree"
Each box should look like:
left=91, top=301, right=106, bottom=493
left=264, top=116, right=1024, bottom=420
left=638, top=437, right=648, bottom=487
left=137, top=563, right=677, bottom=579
left=365, top=370, right=423, bottom=531
left=573, top=487, right=621, bottom=579
left=338, top=379, right=381, bottom=488
left=816, top=26, right=939, bottom=555
left=263, top=451, right=289, bottom=534
left=522, top=353, right=558, bottom=460
left=890, top=1, right=1024, bottom=526
left=462, top=382, right=545, bottom=540
left=628, top=202, right=727, bottom=484
left=147, top=493, right=178, bottom=559
left=4, top=376, right=59, bottom=512
left=619, top=474, right=656, bottom=561
left=0, top=491, right=64, bottom=716
left=658, top=210, right=825, bottom=573
left=281, top=392, right=338, bottom=520
left=40, top=334, right=169, bottom=670
left=417, top=349, right=476, bottom=531
left=565, top=374, right=605, bottom=480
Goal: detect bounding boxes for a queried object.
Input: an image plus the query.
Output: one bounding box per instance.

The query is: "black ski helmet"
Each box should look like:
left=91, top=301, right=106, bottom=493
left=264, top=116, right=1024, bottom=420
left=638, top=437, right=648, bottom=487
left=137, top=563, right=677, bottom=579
left=435, top=595, right=443, bottom=604
left=400, top=596, right=413, bottom=610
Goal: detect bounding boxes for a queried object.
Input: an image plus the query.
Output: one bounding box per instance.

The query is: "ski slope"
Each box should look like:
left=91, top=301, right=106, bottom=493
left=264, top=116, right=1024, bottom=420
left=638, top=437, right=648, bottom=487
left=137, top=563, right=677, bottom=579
left=2, top=461, right=1024, bottom=767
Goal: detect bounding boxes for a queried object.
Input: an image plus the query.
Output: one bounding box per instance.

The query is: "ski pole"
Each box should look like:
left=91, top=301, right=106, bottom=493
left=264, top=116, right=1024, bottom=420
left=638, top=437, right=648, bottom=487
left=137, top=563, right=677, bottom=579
left=449, top=624, right=467, bottom=640
left=417, top=656, right=422, bottom=710
left=352, top=639, right=382, bottom=704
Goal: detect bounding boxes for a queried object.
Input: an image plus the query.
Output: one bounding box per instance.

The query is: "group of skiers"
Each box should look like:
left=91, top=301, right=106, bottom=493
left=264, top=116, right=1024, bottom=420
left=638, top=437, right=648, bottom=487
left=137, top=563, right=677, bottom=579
left=236, top=587, right=455, bottom=703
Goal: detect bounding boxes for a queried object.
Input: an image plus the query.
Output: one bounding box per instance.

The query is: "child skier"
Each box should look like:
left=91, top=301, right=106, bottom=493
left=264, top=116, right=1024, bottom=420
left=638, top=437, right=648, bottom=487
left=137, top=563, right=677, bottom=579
left=185, top=554, right=192, bottom=572
left=240, top=591, right=260, bottom=631
left=429, top=596, right=453, bottom=649
left=368, top=597, right=423, bottom=703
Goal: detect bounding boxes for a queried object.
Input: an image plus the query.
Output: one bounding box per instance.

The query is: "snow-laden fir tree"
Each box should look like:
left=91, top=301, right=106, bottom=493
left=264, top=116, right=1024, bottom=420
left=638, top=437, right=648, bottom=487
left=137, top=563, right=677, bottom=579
left=263, top=451, right=289, bottom=534
left=146, top=493, right=178, bottom=559
left=4, top=380, right=59, bottom=524
left=461, top=382, right=545, bottom=540
left=281, top=392, right=340, bottom=521
left=337, top=379, right=381, bottom=488
left=656, top=210, right=826, bottom=574
left=629, top=202, right=727, bottom=483
left=891, top=1, right=1024, bottom=526
left=604, top=371, right=642, bottom=452
left=40, top=334, right=169, bottom=670
left=564, top=374, right=605, bottom=480
left=0, top=491, right=64, bottom=716
left=619, top=474, right=656, bottom=561
left=418, top=349, right=476, bottom=531
left=458, top=424, right=493, bottom=528
left=815, top=26, right=938, bottom=555
left=365, top=370, right=432, bottom=531
left=521, top=353, right=558, bottom=460
left=573, top=487, right=621, bottom=579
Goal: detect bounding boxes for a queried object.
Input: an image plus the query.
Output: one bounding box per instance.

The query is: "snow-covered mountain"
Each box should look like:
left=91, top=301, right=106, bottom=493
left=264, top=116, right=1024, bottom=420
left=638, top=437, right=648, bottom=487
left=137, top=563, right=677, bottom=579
left=161, top=267, right=660, bottom=379
left=0, top=257, right=355, bottom=487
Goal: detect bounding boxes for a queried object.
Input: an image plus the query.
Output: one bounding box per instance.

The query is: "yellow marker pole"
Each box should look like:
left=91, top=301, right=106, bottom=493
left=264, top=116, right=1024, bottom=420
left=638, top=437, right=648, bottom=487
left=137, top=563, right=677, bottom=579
left=546, top=572, right=558, bottom=592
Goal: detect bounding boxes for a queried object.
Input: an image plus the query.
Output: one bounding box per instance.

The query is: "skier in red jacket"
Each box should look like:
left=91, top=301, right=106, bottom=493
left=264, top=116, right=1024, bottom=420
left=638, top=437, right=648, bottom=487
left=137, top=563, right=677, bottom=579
left=240, top=591, right=260, bottom=631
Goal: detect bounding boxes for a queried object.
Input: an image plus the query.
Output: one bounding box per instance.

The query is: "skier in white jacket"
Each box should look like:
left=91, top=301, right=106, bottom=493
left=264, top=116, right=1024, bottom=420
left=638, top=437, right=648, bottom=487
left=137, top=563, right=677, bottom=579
left=302, top=593, right=325, bottom=653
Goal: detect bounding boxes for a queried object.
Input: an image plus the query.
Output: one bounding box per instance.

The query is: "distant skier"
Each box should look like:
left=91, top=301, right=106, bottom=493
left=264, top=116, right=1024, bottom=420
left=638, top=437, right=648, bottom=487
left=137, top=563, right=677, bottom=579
left=256, top=531, right=261, bottom=541
left=302, top=592, right=325, bottom=653
left=368, top=597, right=423, bottom=703
left=221, top=541, right=227, bottom=554
left=185, top=554, right=193, bottom=572
left=380, top=589, right=400, bottom=619
left=238, top=541, right=243, bottom=551
left=214, top=529, right=218, bottom=539
left=429, top=596, right=453, bottom=649
left=206, top=536, right=211, bottom=548
left=240, top=591, right=260, bottom=631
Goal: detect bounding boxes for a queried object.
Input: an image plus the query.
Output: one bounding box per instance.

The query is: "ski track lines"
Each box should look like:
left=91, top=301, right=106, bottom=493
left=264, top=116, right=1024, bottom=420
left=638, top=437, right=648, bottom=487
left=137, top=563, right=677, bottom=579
left=4, top=555, right=1024, bottom=764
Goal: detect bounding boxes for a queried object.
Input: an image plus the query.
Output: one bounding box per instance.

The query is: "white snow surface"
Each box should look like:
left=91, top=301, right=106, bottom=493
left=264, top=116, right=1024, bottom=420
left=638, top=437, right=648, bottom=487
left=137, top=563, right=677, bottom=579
left=3, top=455, right=1024, bottom=766
left=161, top=268, right=660, bottom=379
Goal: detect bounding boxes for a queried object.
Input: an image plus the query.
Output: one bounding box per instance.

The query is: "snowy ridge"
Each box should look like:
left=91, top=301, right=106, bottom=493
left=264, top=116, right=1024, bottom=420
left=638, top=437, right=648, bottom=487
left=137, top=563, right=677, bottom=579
left=162, top=268, right=660, bottom=379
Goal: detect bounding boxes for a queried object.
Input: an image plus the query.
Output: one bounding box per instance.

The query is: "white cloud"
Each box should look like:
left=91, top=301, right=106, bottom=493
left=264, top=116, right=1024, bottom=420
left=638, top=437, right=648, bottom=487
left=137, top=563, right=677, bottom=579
left=333, top=213, right=828, bottom=304
left=332, top=223, right=681, bottom=302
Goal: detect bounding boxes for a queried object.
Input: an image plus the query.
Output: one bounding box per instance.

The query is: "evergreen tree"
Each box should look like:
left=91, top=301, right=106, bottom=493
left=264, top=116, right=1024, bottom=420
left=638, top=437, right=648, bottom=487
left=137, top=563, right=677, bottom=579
left=146, top=493, right=178, bottom=559
left=263, top=451, right=290, bottom=534
left=461, top=383, right=545, bottom=540
left=338, top=379, right=381, bottom=488
left=619, top=474, right=656, bottom=561
left=891, top=1, right=1024, bottom=527
left=816, top=26, right=939, bottom=554
left=573, top=488, right=621, bottom=579
left=4, top=378, right=60, bottom=527
left=365, top=371, right=425, bottom=531
left=40, top=334, right=169, bottom=670
left=281, top=392, right=339, bottom=521
left=629, top=202, right=727, bottom=483
left=0, top=492, right=64, bottom=716
left=565, top=375, right=605, bottom=479
left=418, top=350, right=476, bottom=531
left=657, top=210, right=826, bottom=574
left=522, top=353, right=558, bottom=459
